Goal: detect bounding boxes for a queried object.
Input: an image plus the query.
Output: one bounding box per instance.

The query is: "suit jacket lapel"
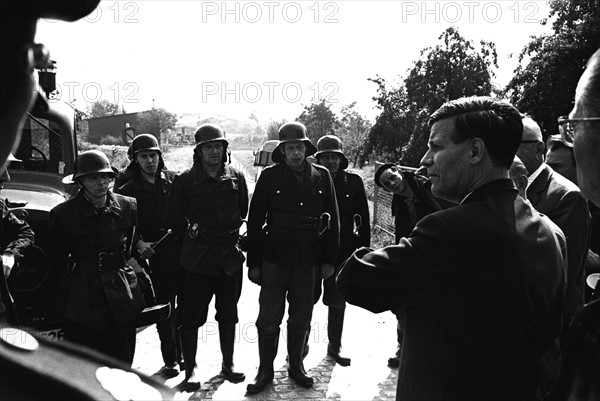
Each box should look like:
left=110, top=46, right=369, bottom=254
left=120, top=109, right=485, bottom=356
left=527, top=164, right=551, bottom=207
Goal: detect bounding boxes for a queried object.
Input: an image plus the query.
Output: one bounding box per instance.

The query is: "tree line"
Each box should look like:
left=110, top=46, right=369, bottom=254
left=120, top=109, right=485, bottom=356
left=85, top=0, right=600, bottom=167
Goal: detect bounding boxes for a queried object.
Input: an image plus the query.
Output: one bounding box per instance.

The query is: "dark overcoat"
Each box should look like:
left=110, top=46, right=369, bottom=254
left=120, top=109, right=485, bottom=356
left=337, top=179, right=567, bottom=400
left=47, top=191, right=145, bottom=329
left=246, top=162, right=339, bottom=269
left=527, top=163, right=591, bottom=321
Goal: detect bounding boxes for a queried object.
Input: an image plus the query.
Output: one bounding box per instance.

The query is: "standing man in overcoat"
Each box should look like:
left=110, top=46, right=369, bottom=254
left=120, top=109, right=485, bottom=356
left=168, top=124, right=248, bottom=391
left=314, top=135, right=369, bottom=366
left=245, top=122, right=340, bottom=393
left=47, top=150, right=146, bottom=365
left=117, top=133, right=184, bottom=377
left=517, top=115, right=590, bottom=325
left=337, top=97, right=567, bottom=400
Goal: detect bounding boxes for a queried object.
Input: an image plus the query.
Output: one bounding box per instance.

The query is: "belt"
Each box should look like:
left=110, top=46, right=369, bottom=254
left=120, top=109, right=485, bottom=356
left=188, top=222, right=239, bottom=244
left=98, top=251, right=127, bottom=272
left=267, top=211, right=331, bottom=235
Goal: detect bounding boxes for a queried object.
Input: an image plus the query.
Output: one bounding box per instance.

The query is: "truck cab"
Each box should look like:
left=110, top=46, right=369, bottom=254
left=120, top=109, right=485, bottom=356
left=3, top=92, right=77, bottom=335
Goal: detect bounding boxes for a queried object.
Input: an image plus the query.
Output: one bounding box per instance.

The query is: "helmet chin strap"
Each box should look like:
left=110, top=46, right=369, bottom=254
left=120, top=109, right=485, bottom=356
left=80, top=181, right=108, bottom=208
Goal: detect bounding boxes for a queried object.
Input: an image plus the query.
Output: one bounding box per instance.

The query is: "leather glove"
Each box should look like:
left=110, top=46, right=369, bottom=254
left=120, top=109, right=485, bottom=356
left=248, top=266, right=262, bottom=285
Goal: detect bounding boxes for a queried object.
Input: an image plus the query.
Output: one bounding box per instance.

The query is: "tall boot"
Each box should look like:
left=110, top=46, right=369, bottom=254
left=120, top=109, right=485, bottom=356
left=219, top=323, right=245, bottom=383
left=388, top=322, right=403, bottom=368
left=327, top=307, right=351, bottom=366
left=287, top=324, right=313, bottom=388
left=246, top=329, right=279, bottom=394
left=179, top=328, right=200, bottom=391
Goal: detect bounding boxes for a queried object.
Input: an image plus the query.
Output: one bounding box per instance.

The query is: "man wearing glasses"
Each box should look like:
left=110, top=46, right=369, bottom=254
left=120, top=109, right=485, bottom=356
left=516, top=115, right=590, bottom=326
left=560, top=48, right=600, bottom=209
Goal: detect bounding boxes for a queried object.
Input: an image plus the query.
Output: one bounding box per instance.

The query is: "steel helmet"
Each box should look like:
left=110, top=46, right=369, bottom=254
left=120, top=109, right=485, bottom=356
left=194, top=124, right=228, bottom=147
left=315, top=135, right=348, bottom=169
left=72, top=150, right=116, bottom=181
left=131, top=133, right=161, bottom=155
left=271, top=122, right=317, bottom=164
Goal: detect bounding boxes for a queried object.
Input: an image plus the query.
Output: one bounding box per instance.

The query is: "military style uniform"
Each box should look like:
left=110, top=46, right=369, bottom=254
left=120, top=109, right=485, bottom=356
left=246, top=160, right=339, bottom=383
left=118, top=169, right=184, bottom=371
left=47, top=190, right=145, bottom=364
left=319, top=170, right=369, bottom=305
left=0, top=196, right=35, bottom=324
left=169, top=163, right=248, bottom=327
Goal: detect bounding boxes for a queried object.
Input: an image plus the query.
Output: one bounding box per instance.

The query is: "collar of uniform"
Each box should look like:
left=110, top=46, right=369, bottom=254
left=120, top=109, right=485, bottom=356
left=192, top=164, right=233, bottom=185
left=333, top=170, right=347, bottom=185
left=76, top=190, right=123, bottom=218
left=460, top=178, right=517, bottom=205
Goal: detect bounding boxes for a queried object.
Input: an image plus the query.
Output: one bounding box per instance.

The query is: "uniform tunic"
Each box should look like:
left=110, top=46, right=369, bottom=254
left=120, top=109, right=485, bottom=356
left=47, top=190, right=145, bottom=363
left=118, top=169, right=184, bottom=366
left=0, top=197, right=34, bottom=324
left=247, top=161, right=339, bottom=331
left=168, top=164, right=248, bottom=328
left=320, top=170, right=369, bottom=306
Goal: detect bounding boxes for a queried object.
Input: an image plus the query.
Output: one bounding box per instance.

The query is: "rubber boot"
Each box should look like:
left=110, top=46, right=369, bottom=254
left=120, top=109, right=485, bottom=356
left=287, top=324, right=313, bottom=388
left=388, top=322, right=403, bottom=368
left=246, top=329, right=280, bottom=394
left=179, top=328, right=200, bottom=391
left=326, top=307, right=351, bottom=366
left=219, top=323, right=245, bottom=383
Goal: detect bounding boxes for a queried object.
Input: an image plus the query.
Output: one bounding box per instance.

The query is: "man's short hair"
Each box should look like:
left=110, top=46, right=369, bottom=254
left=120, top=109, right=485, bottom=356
left=578, top=48, right=600, bottom=113
left=428, top=97, right=523, bottom=168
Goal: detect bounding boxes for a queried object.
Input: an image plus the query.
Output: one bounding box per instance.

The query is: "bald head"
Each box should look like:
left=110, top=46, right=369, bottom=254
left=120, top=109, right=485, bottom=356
left=516, top=115, right=545, bottom=175
left=522, top=117, right=543, bottom=142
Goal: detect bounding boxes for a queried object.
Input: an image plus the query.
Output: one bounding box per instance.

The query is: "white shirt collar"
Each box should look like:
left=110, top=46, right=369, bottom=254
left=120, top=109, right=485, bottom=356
left=527, top=162, right=546, bottom=188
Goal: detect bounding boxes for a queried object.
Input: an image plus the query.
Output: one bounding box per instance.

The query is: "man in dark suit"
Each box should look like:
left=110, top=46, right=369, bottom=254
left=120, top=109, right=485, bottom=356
left=337, top=97, right=567, bottom=401
left=517, top=115, right=591, bottom=323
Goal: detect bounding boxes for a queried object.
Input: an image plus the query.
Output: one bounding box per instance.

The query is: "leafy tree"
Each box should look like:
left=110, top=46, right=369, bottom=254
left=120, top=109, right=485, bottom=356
left=266, top=120, right=286, bottom=140
left=506, top=0, right=600, bottom=138
left=136, top=108, right=178, bottom=137
left=361, top=77, right=412, bottom=165
left=87, top=99, right=120, bottom=118
left=363, top=27, right=498, bottom=166
left=335, top=102, right=372, bottom=167
left=297, top=99, right=340, bottom=143
left=401, top=27, right=497, bottom=165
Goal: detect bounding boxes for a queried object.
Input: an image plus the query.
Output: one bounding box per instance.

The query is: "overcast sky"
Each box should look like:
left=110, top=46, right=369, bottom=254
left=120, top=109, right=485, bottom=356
left=36, top=0, right=553, bottom=124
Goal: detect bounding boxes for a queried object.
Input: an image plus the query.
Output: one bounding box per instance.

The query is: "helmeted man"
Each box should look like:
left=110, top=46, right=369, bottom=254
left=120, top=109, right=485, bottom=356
left=314, top=135, right=369, bottom=366
left=338, top=97, right=567, bottom=400
left=117, top=133, right=184, bottom=377
left=0, top=3, right=175, bottom=399
left=245, top=122, right=340, bottom=393
left=168, top=123, right=248, bottom=391
left=47, top=149, right=145, bottom=365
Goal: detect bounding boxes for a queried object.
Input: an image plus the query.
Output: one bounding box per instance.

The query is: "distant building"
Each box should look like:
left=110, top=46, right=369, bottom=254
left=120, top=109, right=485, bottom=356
left=86, top=113, right=140, bottom=145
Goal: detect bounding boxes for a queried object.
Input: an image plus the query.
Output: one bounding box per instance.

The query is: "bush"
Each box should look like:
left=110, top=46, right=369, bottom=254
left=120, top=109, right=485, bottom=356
left=99, top=135, right=122, bottom=146
left=98, top=145, right=130, bottom=171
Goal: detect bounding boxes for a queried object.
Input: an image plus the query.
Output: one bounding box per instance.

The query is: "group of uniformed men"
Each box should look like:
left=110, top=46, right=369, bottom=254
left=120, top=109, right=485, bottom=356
left=35, top=121, right=371, bottom=393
